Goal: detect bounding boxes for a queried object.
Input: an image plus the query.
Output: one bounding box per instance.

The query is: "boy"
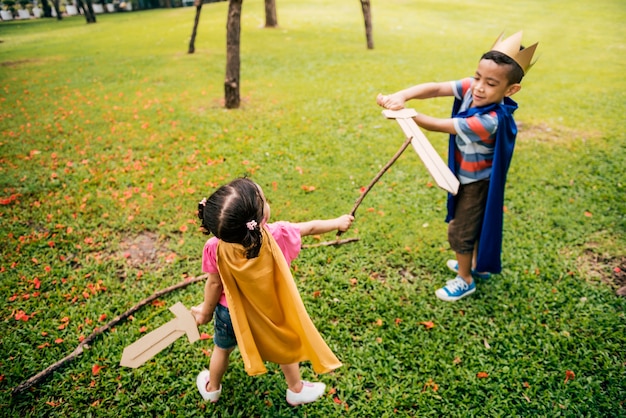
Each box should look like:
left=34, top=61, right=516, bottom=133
left=377, top=32, right=538, bottom=301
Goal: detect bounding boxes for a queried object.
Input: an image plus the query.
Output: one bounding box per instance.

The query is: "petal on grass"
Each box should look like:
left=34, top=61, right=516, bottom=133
left=419, top=321, right=435, bottom=329
left=15, top=310, right=30, bottom=321
left=92, top=364, right=102, bottom=375
left=0, top=194, right=20, bottom=205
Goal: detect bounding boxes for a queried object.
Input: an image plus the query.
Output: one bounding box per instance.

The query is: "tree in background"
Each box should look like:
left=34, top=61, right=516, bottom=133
left=360, top=0, right=372, bottom=49
left=187, top=0, right=204, bottom=54
left=41, top=0, right=53, bottom=18
left=264, top=0, right=276, bottom=28
left=188, top=0, right=374, bottom=108
left=76, top=0, right=97, bottom=23
left=41, top=0, right=62, bottom=19
left=224, top=0, right=242, bottom=108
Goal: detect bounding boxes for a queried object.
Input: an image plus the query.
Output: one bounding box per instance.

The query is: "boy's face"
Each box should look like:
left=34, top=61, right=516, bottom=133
left=471, top=59, right=521, bottom=107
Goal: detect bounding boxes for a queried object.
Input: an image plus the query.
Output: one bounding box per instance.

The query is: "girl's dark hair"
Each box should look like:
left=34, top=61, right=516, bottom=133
left=480, top=50, right=525, bottom=84
left=197, top=178, right=264, bottom=259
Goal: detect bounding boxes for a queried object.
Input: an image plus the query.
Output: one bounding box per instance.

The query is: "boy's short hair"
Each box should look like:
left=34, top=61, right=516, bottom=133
left=480, top=50, right=524, bottom=84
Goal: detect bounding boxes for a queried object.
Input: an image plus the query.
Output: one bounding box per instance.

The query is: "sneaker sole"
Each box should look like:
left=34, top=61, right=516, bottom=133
left=435, top=286, right=476, bottom=302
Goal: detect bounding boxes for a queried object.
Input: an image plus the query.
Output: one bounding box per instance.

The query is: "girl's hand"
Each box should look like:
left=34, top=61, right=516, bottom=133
left=336, top=214, right=355, bottom=232
left=191, top=304, right=213, bottom=325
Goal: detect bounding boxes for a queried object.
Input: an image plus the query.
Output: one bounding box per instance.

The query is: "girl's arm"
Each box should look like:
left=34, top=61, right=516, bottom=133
left=294, top=214, right=354, bottom=237
left=191, top=273, right=223, bottom=325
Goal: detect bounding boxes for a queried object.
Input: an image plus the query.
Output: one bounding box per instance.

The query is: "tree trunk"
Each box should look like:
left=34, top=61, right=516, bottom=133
left=77, top=0, right=97, bottom=23
left=225, top=0, right=242, bottom=109
left=51, top=0, right=63, bottom=20
left=264, top=0, right=277, bottom=28
left=42, top=0, right=52, bottom=17
left=360, top=0, right=373, bottom=49
left=188, top=0, right=203, bottom=54
left=86, top=0, right=96, bottom=23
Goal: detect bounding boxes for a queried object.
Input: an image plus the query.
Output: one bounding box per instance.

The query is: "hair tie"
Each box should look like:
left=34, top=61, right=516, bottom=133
left=246, top=220, right=257, bottom=230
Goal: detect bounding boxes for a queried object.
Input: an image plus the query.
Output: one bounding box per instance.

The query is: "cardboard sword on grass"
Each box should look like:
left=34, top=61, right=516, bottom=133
left=120, top=302, right=200, bottom=368
left=382, top=108, right=460, bottom=195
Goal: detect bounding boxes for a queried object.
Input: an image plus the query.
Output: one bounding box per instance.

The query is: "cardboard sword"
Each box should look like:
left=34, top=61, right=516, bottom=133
left=120, top=302, right=200, bottom=368
left=382, top=108, right=460, bottom=195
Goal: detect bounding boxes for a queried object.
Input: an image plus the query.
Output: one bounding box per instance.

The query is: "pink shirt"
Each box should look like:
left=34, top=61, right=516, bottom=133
left=201, top=221, right=302, bottom=306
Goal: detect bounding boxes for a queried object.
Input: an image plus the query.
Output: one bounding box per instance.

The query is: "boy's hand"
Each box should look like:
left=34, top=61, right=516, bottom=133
left=376, top=93, right=406, bottom=110
left=191, top=304, right=213, bottom=326
left=336, top=214, right=355, bottom=232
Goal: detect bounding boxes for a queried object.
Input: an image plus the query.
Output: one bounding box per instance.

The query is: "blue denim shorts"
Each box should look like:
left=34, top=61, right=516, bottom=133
left=213, top=304, right=237, bottom=350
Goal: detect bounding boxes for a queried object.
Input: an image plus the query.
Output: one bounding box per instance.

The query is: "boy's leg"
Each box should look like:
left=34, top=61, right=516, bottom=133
left=438, top=181, right=489, bottom=301
left=456, top=251, right=474, bottom=285
left=472, top=242, right=479, bottom=271
left=448, top=180, right=489, bottom=281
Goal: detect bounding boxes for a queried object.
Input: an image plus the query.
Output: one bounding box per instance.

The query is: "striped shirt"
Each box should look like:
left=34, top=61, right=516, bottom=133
left=450, top=78, right=499, bottom=184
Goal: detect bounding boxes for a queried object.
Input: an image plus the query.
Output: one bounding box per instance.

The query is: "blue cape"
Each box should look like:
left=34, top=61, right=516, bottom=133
left=446, top=97, right=518, bottom=274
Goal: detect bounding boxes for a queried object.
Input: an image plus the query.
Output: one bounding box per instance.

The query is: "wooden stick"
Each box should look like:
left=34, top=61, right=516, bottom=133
left=301, top=237, right=360, bottom=249
left=335, top=134, right=414, bottom=240
left=11, top=274, right=207, bottom=396
left=383, top=109, right=459, bottom=195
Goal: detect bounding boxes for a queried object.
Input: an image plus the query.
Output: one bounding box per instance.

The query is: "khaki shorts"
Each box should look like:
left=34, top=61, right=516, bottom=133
left=447, top=180, right=490, bottom=254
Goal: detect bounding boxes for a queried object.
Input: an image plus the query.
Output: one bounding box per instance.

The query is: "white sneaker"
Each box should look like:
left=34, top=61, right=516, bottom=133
left=196, top=369, right=222, bottom=403
left=435, top=276, right=476, bottom=302
left=286, top=380, right=326, bottom=406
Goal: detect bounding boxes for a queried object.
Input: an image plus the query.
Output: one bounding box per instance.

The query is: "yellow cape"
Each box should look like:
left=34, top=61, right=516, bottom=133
left=216, top=227, right=342, bottom=376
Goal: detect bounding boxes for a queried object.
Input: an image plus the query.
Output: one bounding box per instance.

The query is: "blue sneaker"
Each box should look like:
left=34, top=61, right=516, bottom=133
left=435, top=276, right=476, bottom=301
left=446, top=259, right=491, bottom=280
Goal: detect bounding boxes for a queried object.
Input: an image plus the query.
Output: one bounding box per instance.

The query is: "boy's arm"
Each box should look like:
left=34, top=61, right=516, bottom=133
left=294, top=214, right=354, bottom=237
left=377, top=82, right=455, bottom=110
left=413, top=113, right=457, bottom=135
left=191, top=273, right=223, bottom=325
left=378, top=81, right=458, bottom=135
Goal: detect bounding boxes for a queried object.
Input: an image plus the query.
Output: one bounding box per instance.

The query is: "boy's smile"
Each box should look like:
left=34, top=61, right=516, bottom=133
left=471, top=59, right=520, bottom=107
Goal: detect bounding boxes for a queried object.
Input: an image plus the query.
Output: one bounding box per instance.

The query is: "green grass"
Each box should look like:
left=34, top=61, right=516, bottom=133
left=1, top=0, right=625, bottom=416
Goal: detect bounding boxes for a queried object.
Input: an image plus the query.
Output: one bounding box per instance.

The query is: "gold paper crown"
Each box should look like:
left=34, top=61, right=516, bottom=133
left=490, top=31, right=538, bottom=74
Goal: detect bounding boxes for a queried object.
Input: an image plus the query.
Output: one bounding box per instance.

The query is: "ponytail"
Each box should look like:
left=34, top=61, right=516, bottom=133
left=198, top=178, right=265, bottom=259
left=242, top=221, right=262, bottom=259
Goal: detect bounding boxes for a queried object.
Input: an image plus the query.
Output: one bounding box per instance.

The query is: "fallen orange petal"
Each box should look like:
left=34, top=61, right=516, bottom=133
left=92, top=364, right=102, bottom=375
left=419, top=321, right=435, bottom=329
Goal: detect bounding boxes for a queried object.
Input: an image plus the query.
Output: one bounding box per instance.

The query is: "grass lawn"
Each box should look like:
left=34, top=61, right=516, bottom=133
left=1, top=0, right=625, bottom=416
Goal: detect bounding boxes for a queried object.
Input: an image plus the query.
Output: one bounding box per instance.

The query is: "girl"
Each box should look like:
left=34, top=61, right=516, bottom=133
left=192, top=178, right=354, bottom=406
